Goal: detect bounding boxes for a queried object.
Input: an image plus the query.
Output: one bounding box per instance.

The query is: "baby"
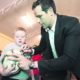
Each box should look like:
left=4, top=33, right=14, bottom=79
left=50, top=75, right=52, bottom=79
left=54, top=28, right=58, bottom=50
left=2, top=27, right=31, bottom=80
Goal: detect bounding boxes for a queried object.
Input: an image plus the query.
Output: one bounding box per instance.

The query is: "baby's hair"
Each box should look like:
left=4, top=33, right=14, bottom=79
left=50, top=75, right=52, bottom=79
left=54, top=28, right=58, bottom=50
left=15, top=27, right=26, bottom=32
left=12, top=27, right=27, bottom=35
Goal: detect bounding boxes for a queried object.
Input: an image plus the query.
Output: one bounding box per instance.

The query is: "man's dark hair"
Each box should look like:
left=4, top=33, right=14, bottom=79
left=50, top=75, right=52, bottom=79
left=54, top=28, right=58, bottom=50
left=32, top=0, right=56, bottom=13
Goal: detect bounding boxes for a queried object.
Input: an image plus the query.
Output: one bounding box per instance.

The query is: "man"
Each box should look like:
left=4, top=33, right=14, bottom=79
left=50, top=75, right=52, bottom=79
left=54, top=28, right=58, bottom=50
left=9, top=0, right=80, bottom=80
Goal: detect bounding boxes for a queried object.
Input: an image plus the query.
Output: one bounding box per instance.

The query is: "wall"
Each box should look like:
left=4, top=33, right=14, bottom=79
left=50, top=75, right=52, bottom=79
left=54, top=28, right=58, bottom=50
left=55, top=0, right=80, bottom=19
left=0, top=33, right=13, bottom=50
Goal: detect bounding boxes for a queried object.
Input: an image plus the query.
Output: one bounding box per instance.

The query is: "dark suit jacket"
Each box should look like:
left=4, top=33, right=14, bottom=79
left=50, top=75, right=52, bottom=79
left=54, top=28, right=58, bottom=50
left=34, top=15, right=80, bottom=80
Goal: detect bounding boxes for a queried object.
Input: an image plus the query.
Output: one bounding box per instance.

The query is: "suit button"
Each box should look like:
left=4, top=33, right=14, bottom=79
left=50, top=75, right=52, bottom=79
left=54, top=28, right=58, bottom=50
left=45, top=74, right=48, bottom=77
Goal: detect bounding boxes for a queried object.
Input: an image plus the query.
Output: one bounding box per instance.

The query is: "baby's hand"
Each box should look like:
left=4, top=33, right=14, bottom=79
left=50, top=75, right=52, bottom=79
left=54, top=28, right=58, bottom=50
left=21, top=44, right=32, bottom=54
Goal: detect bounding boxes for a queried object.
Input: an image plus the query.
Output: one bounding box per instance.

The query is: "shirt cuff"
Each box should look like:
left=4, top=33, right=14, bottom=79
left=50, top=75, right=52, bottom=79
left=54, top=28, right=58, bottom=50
left=31, top=49, right=35, bottom=55
left=30, top=61, right=38, bottom=69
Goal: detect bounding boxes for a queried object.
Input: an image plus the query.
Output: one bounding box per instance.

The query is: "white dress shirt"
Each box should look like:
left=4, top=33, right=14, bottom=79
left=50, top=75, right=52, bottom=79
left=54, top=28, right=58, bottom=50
left=48, top=15, right=58, bottom=58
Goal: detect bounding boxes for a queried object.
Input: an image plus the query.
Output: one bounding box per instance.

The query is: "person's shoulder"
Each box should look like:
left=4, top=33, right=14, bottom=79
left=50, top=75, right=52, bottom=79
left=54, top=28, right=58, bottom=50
left=58, top=14, right=79, bottom=22
left=3, top=42, right=16, bottom=50
left=57, top=14, right=80, bottom=30
left=5, top=42, right=15, bottom=47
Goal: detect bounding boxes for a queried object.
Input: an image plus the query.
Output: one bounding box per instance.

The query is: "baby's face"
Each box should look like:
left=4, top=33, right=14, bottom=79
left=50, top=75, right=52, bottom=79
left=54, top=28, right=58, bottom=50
left=14, top=30, right=26, bottom=46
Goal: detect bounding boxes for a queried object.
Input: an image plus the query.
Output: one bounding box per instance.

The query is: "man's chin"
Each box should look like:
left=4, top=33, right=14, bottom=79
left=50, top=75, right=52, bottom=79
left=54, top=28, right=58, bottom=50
left=43, top=27, right=49, bottom=29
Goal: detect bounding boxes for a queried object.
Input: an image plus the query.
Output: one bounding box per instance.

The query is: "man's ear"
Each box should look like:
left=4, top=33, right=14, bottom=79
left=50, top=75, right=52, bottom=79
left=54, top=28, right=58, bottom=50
left=48, top=7, right=54, bottom=15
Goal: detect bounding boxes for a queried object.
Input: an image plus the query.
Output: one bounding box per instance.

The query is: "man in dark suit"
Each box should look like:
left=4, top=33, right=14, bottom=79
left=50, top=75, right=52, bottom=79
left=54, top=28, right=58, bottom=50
left=9, top=0, right=80, bottom=80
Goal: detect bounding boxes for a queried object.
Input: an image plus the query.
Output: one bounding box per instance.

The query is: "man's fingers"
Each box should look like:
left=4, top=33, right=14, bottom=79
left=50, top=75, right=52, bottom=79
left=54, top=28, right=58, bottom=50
left=3, top=66, right=19, bottom=76
left=10, top=66, right=19, bottom=74
left=23, top=49, right=32, bottom=53
left=21, top=44, right=28, bottom=50
left=12, top=54, right=22, bottom=58
left=0, top=54, right=5, bottom=62
left=7, top=56, right=20, bottom=61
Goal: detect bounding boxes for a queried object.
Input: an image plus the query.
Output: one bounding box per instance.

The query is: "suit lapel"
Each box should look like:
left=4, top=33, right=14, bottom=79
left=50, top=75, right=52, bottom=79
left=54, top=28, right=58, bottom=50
left=54, top=15, right=63, bottom=56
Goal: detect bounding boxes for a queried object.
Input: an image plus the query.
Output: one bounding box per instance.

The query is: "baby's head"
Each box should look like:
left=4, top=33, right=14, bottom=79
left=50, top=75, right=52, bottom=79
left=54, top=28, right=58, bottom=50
left=13, top=27, right=27, bottom=46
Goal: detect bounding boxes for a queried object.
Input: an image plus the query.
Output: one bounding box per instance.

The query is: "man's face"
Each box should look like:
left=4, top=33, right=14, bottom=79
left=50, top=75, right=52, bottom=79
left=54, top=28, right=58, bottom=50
left=14, top=30, right=26, bottom=46
left=33, top=5, right=54, bottom=29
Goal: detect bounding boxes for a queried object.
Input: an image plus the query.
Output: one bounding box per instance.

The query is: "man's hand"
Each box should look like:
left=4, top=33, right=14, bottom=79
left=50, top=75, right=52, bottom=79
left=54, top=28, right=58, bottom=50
left=8, top=54, right=32, bottom=70
left=1, top=66, right=19, bottom=76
